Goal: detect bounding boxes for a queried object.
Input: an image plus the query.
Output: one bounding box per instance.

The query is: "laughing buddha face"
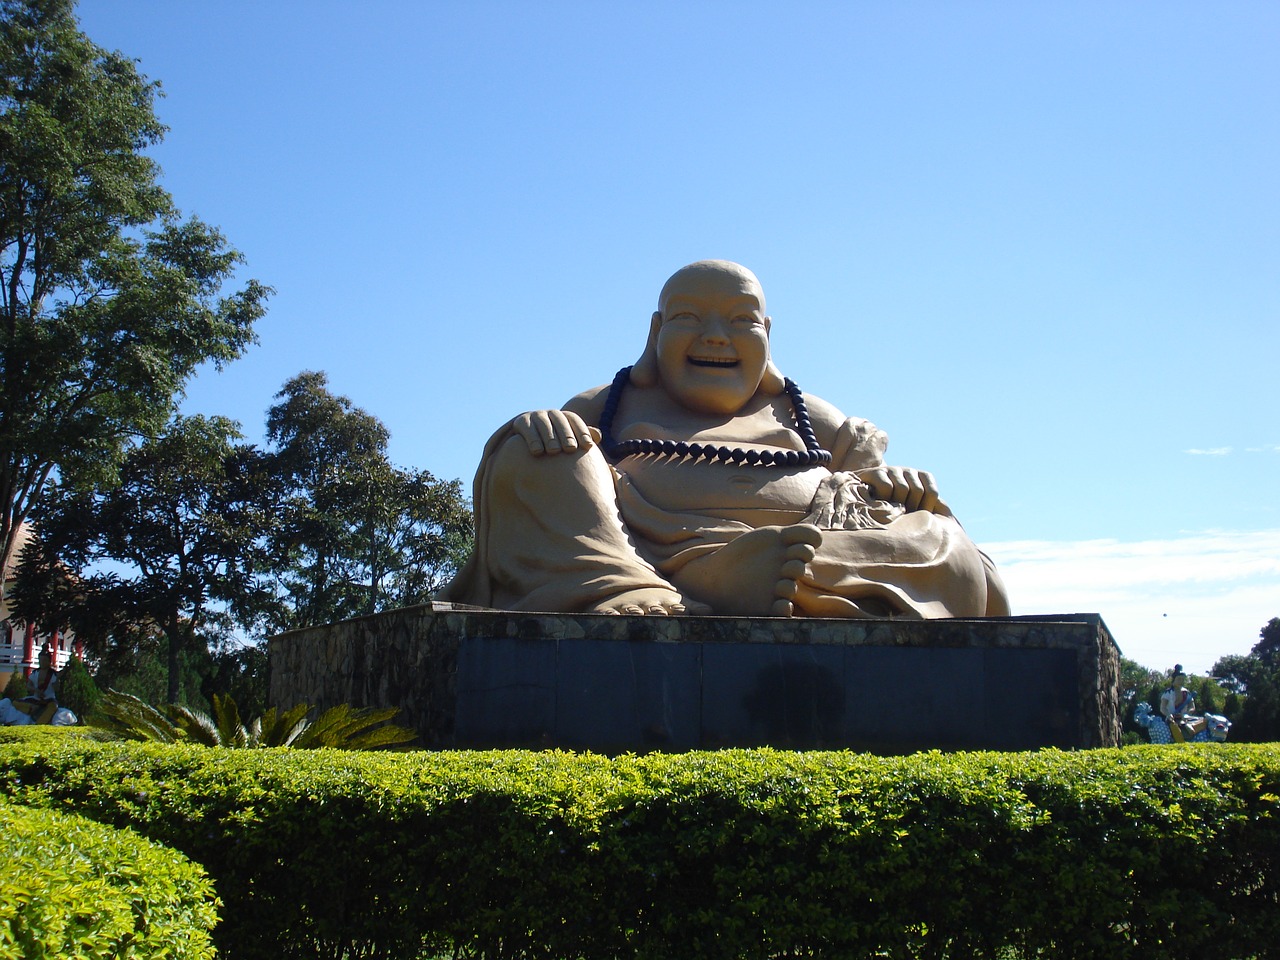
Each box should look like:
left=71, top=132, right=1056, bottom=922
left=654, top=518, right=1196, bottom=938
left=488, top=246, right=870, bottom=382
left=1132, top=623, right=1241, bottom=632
left=650, top=261, right=773, bottom=416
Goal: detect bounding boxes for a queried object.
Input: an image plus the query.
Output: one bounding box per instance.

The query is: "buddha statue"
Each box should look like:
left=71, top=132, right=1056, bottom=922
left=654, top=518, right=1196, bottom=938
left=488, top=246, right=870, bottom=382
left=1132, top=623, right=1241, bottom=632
left=441, top=260, right=1009, bottom=619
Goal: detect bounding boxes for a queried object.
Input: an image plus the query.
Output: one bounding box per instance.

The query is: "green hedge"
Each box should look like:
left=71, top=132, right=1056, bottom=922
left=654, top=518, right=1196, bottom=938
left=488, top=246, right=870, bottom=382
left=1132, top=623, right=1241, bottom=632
left=0, top=799, right=219, bottom=960
left=0, top=741, right=1277, bottom=960
left=0, top=725, right=90, bottom=743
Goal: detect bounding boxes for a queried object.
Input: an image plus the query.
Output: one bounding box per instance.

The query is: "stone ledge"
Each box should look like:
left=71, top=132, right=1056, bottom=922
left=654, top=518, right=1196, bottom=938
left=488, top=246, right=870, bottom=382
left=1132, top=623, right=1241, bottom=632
left=268, top=606, right=1120, bottom=753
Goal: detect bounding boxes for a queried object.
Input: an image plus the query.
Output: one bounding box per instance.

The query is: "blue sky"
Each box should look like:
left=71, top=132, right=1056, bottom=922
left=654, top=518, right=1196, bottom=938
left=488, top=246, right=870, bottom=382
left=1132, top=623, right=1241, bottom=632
left=74, top=1, right=1279, bottom=673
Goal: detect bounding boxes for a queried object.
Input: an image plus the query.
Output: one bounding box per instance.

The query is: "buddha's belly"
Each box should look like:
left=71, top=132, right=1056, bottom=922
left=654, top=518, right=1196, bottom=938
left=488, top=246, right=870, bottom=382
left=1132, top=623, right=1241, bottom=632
left=619, top=454, right=829, bottom=524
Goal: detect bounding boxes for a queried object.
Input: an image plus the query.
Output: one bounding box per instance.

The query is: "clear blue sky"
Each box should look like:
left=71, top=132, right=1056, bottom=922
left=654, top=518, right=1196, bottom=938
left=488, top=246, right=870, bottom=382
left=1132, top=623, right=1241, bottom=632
left=75, top=1, right=1279, bottom=673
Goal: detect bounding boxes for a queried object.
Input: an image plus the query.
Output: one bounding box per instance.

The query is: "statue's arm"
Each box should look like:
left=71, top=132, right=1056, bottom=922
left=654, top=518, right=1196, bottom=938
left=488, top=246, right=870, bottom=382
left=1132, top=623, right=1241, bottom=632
left=808, top=396, right=949, bottom=515
left=508, top=385, right=608, bottom=457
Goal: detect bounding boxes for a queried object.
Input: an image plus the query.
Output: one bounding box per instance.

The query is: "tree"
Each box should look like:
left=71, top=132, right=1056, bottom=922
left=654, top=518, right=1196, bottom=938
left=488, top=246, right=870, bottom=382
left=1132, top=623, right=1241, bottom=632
left=12, top=414, right=276, bottom=702
left=1256, top=617, right=1280, bottom=663
left=0, top=0, right=268, bottom=577
left=265, top=371, right=390, bottom=627
left=202, top=637, right=268, bottom=719
left=1118, top=657, right=1165, bottom=740
left=375, top=465, right=473, bottom=610
left=263, top=371, right=471, bottom=630
left=1211, top=617, right=1280, bottom=742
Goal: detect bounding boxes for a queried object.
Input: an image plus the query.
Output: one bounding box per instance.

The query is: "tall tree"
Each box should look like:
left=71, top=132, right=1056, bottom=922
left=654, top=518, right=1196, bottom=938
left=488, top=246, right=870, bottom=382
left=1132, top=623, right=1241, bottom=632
left=0, top=0, right=268, bottom=577
left=1211, top=617, right=1280, bottom=743
left=1256, top=617, right=1280, bottom=664
left=264, top=371, right=471, bottom=630
left=13, top=415, right=276, bottom=702
left=374, top=465, right=472, bottom=611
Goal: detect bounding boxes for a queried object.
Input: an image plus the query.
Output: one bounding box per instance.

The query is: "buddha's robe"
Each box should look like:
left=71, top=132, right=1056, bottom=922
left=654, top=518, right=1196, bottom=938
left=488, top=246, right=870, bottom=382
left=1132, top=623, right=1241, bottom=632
left=440, top=416, right=1008, bottom=619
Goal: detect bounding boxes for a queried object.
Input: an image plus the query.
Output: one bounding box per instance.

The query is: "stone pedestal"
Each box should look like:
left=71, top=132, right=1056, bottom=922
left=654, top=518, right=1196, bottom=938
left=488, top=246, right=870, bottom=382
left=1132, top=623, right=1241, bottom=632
left=268, top=605, right=1120, bottom=753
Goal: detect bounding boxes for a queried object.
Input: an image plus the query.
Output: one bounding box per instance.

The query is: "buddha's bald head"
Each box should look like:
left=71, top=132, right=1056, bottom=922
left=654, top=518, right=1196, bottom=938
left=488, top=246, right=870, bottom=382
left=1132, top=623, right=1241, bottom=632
left=657, top=260, right=767, bottom=316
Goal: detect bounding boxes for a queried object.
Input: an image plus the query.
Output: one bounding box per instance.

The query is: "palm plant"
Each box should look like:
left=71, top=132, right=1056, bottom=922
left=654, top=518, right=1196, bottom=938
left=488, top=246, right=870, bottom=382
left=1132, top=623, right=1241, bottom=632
left=90, top=690, right=182, bottom=744
left=89, top=691, right=416, bottom=750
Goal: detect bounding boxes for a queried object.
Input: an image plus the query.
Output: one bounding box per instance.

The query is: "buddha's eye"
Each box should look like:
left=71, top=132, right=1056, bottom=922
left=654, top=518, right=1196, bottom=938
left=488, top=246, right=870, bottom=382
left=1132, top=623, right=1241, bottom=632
left=732, top=314, right=759, bottom=325
left=668, top=312, right=699, bottom=324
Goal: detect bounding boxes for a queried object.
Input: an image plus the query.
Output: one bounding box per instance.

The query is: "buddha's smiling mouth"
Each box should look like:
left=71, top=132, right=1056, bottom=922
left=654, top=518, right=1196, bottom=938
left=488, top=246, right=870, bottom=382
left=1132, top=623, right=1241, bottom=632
left=688, top=357, right=740, bottom=368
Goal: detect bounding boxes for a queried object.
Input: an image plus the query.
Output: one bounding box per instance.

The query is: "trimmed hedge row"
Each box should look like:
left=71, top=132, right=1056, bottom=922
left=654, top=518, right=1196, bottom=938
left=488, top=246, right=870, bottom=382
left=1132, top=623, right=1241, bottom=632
left=0, top=741, right=1277, bottom=960
left=0, top=799, right=219, bottom=960
left=0, top=726, right=88, bottom=743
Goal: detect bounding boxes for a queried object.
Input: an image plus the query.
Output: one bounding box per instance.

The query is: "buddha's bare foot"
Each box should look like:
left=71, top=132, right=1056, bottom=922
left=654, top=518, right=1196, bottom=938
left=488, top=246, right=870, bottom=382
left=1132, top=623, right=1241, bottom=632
left=674, top=524, right=822, bottom=617
left=591, top=587, right=712, bottom=617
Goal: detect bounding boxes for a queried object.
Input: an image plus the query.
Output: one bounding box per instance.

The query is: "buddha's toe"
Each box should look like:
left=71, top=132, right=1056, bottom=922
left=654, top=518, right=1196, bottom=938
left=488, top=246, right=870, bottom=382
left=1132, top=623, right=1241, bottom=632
left=780, top=558, right=808, bottom=581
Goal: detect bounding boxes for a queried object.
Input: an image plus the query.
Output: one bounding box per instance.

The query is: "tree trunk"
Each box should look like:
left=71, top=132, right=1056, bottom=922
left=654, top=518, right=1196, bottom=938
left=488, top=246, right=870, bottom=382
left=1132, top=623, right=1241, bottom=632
left=166, top=618, right=182, bottom=704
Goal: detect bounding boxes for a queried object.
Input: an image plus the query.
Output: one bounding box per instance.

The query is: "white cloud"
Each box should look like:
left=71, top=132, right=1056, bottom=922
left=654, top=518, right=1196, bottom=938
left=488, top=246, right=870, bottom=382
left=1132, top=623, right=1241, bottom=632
left=1245, top=445, right=1280, bottom=454
left=984, top=529, right=1280, bottom=675
left=1184, top=447, right=1233, bottom=456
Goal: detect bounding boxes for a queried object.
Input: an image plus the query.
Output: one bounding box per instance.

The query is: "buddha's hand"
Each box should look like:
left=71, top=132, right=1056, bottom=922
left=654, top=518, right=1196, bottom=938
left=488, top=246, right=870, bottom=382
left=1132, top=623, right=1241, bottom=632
left=853, top=466, right=951, bottom=516
left=512, top=409, right=597, bottom=456
left=804, top=472, right=907, bottom=529
left=805, top=473, right=878, bottom=529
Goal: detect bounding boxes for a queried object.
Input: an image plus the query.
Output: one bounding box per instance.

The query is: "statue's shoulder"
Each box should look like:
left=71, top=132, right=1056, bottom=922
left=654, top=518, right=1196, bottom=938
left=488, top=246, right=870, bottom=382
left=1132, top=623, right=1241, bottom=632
left=798, top=392, right=888, bottom=469
left=797, top=392, right=856, bottom=436
left=563, top=384, right=611, bottom=425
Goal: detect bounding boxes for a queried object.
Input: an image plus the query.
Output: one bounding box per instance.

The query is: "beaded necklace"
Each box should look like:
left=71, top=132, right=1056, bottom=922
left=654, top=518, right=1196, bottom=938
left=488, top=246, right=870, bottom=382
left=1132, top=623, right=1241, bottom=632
left=599, top=365, right=833, bottom=467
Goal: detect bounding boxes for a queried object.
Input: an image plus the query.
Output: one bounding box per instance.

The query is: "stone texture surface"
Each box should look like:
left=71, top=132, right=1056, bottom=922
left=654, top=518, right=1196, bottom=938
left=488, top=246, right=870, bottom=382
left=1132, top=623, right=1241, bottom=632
left=269, top=605, right=1121, bottom=753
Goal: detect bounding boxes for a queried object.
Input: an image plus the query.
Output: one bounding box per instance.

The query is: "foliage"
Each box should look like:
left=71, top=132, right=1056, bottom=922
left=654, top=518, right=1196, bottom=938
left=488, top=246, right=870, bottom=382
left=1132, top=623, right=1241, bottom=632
left=1118, top=656, right=1164, bottom=738
left=284, top=702, right=417, bottom=750
left=0, top=0, right=268, bottom=579
left=83, top=620, right=210, bottom=710
left=87, top=689, right=179, bottom=743
left=0, top=741, right=1277, bottom=960
left=2, top=667, right=26, bottom=698
left=0, top=721, right=83, bottom=742
left=1215, top=657, right=1280, bottom=743
left=88, top=689, right=416, bottom=750
left=1193, top=673, right=1226, bottom=715
left=51, top=652, right=96, bottom=716
left=0, top=798, right=218, bottom=959
left=264, top=371, right=472, bottom=630
left=201, top=638, right=268, bottom=718
left=1210, top=618, right=1280, bottom=743
left=1257, top=617, right=1280, bottom=663
left=13, top=415, right=277, bottom=702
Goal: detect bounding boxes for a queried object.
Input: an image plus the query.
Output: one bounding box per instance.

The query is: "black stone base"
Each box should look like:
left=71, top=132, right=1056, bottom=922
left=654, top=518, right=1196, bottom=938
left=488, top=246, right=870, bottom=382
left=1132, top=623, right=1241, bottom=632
left=269, top=606, right=1120, bottom=753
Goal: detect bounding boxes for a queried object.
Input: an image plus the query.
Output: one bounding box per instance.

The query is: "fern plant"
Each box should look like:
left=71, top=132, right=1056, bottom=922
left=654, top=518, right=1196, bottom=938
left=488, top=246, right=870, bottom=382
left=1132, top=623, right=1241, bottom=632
left=88, top=691, right=416, bottom=750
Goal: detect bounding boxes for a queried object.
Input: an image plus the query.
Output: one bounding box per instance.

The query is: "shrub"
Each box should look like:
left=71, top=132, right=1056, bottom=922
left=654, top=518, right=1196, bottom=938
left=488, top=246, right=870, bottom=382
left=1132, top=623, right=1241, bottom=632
left=53, top=655, right=100, bottom=717
left=3, top=670, right=29, bottom=700
left=0, top=725, right=88, bottom=744
left=0, top=742, right=1276, bottom=960
left=0, top=799, right=219, bottom=960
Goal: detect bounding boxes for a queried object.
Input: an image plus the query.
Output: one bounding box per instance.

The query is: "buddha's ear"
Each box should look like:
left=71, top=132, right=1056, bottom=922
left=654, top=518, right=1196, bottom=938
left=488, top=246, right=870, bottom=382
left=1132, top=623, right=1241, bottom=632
left=759, top=316, right=784, bottom=394
left=760, top=359, right=785, bottom=395
left=630, top=311, right=662, bottom=387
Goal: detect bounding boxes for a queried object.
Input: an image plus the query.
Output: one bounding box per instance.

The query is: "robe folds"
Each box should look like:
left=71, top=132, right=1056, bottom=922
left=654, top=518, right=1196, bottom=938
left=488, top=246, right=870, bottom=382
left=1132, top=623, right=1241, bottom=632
left=440, top=418, right=1008, bottom=619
